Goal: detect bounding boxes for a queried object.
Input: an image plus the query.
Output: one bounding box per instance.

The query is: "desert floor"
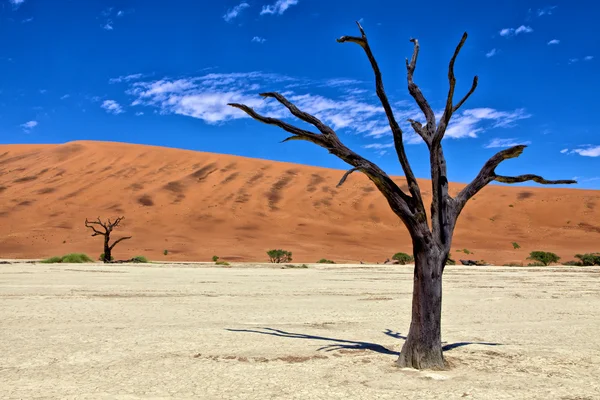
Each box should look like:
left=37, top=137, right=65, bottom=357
left=1, top=262, right=599, bottom=399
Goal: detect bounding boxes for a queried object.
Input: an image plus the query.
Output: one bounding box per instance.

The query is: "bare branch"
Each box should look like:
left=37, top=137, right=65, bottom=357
left=405, top=38, right=436, bottom=137
left=336, top=167, right=361, bottom=187
left=109, top=236, right=132, bottom=250
left=452, top=76, right=478, bottom=113
left=435, top=33, right=471, bottom=144
left=228, top=98, right=419, bottom=225
left=85, top=218, right=106, bottom=236
left=454, top=145, right=577, bottom=212
left=494, top=175, right=577, bottom=185
left=260, top=92, right=336, bottom=136
left=407, top=119, right=427, bottom=144
left=337, top=22, right=426, bottom=215
left=228, top=103, right=323, bottom=144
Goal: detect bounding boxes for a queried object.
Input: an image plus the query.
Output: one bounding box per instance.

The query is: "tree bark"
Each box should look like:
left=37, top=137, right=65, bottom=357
left=103, top=235, right=111, bottom=263
left=396, top=241, right=447, bottom=370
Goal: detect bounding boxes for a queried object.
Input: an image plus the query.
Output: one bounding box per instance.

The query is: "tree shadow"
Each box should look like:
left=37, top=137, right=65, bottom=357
left=226, top=327, right=501, bottom=356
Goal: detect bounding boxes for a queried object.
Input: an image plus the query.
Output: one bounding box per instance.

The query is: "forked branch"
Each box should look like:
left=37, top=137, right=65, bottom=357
left=405, top=38, right=436, bottom=138
left=228, top=93, right=422, bottom=227
left=454, top=145, right=577, bottom=212
left=337, top=22, right=426, bottom=215
left=434, top=33, right=479, bottom=145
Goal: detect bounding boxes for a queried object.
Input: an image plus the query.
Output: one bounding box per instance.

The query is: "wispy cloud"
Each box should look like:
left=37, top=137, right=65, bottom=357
left=570, top=145, right=600, bottom=157
left=123, top=72, right=532, bottom=146
left=135, top=111, right=144, bottom=116
left=251, top=36, right=266, bottom=43
left=560, top=148, right=569, bottom=154
left=486, top=48, right=497, bottom=58
left=484, top=138, right=532, bottom=149
left=537, top=5, right=557, bottom=16
left=547, top=39, right=560, bottom=45
left=20, top=120, right=37, bottom=132
left=39, top=89, right=47, bottom=94
left=101, top=100, right=124, bottom=114
left=584, top=55, right=594, bottom=61
left=569, top=58, right=579, bottom=64
left=9, top=0, right=25, bottom=8
left=101, top=7, right=129, bottom=30
left=223, top=2, right=250, bottom=22
left=260, top=0, right=299, bottom=15
left=499, top=25, right=533, bottom=37
left=60, top=94, right=70, bottom=100
left=22, top=17, right=33, bottom=23
left=109, top=73, right=144, bottom=84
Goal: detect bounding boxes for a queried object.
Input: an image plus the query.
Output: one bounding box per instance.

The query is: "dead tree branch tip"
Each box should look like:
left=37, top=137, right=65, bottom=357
left=84, top=216, right=132, bottom=263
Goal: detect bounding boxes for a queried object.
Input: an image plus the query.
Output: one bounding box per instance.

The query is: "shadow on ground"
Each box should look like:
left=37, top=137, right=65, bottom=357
left=226, top=327, right=501, bottom=356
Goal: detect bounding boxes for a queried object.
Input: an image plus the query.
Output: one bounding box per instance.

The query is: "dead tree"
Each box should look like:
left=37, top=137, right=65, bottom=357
left=228, top=23, right=576, bottom=370
left=84, top=216, right=132, bottom=263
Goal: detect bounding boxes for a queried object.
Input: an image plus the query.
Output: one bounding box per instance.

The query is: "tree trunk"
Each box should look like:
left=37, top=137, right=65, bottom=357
left=103, top=236, right=111, bottom=263
left=396, top=242, right=447, bottom=370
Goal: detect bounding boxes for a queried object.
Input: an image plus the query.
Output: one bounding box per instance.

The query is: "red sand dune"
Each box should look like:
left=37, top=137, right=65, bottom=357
left=0, top=141, right=599, bottom=264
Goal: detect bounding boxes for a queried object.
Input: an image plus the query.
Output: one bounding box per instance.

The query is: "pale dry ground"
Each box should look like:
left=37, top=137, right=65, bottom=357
left=1, top=262, right=600, bottom=400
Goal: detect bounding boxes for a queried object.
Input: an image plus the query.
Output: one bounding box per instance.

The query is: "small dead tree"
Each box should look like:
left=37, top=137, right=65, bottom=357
left=84, top=216, right=132, bottom=263
left=228, top=22, right=576, bottom=370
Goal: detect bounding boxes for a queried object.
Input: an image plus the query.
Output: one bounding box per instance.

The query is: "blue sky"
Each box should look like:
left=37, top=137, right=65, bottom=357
left=1, top=0, right=599, bottom=188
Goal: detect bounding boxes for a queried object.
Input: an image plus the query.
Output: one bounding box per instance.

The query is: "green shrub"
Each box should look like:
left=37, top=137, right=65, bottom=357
left=317, top=259, right=335, bottom=264
left=527, top=251, right=560, bottom=266
left=511, top=242, right=521, bottom=250
left=392, top=252, right=414, bottom=265
left=527, top=261, right=545, bottom=267
left=131, top=256, right=148, bottom=263
left=574, top=253, right=600, bottom=266
left=99, top=253, right=114, bottom=261
left=267, top=249, right=292, bottom=263
left=212, top=255, right=219, bottom=262
left=462, top=249, right=471, bottom=255
left=41, top=253, right=93, bottom=263
left=215, top=260, right=230, bottom=266
left=163, top=249, right=169, bottom=256
left=445, top=258, right=456, bottom=265
left=40, top=256, right=63, bottom=264
left=505, top=262, right=523, bottom=267
left=563, top=260, right=583, bottom=266
left=282, top=264, right=308, bottom=269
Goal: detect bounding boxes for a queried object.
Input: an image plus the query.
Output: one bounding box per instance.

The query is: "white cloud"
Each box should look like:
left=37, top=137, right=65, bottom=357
left=123, top=72, right=531, bottom=144
left=20, top=120, right=37, bottom=132
left=584, top=56, right=594, bottom=61
left=499, top=25, right=533, bottom=37
left=110, top=73, right=144, bottom=84
left=9, top=0, right=25, bottom=7
left=103, top=22, right=114, bottom=30
left=484, top=138, right=532, bottom=149
left=547, top=39, right=560, bottom=45
left=537, top=5, right=557, bottom=16
left=60, top=94, right=70, bottom=100
left=251, top=36, right=266, bottom=43
left=363, top=143, right=394, bottom=150
left=571, top=146, right=600, bottom=157
left=223, top=2, right=250, bottom=22
left=117, top=10, right=124, bottom=17
left=486, top=48, right=497, bottom=58
left=22, top=17, right=33, bottom=23
left=569, top=58, right=579, bottom=64
left=135, top=111, right=144, bottom=116
left=560, top=148, right=569, bottom=154
left=260, top=0, right=298, bottom=15
left=101, top=100, right=124, bottom=114
left=39, top=89, right=47, bottom=94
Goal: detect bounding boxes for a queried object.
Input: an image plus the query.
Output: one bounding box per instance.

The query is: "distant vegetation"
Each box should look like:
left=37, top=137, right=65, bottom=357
left=41, top=253, right=94, bottom=264
left=392, top=252, right=413, bottom=265
left=527, top=251, right=560, bottom=266
left=163, top=249, right=169, bottom=256
left=212, top=255, right=230, bottom=266
left=131, top=256, right=148, bottom=263
left=512, top=242, right=521, bottom=249
left=267, top=249, right=292, bottom=263
left=317, top=259, right=335, bottom=264
left=99, top=253, right=114, bottom=262
left=574, top=253, right=600, bottom=266
left=446, top=258, right=456, bottom=266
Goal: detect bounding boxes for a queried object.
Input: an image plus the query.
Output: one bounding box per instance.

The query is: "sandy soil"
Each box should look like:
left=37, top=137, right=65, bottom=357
left=1, top=141, right=599, bottom=265
left=1, top=262, right=599, bottom=399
